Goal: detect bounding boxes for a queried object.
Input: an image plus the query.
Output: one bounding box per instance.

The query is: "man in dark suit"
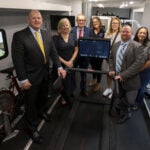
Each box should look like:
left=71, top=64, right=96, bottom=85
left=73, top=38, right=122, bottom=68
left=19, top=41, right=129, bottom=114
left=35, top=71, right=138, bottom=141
left=71, top=13, right=91, bottom=96
left=11, top=10, right=66, bottom=143
left=109, top=25, right=146, bottom=124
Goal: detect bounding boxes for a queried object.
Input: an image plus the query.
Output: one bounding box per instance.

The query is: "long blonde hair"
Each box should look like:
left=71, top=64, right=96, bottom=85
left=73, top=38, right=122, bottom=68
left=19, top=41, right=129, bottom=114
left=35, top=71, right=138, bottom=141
left=107, top=17, right=122, bottom=35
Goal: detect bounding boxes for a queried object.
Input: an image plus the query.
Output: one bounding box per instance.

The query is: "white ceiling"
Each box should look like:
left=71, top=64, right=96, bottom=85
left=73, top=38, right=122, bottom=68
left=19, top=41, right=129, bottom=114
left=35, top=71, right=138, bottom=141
left=46, top=0, right=147, bottom=9
left=89, top=0, right=146, bottom=9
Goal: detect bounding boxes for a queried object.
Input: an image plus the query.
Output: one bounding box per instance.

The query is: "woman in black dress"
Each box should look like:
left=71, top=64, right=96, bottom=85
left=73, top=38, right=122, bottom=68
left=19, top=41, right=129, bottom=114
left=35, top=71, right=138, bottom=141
left=53, top=18, right=78, bottom=105
left=88, top=16, right=105, bottom=92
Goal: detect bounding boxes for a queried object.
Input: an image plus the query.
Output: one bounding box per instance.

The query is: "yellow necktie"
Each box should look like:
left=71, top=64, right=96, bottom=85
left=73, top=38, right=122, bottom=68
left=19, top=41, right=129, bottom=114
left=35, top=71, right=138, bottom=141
left=35, top=31, right=46, bottom=63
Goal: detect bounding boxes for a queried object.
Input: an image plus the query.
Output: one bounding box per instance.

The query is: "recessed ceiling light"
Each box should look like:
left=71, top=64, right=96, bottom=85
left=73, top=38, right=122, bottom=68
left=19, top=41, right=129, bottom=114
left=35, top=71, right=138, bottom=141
left=89, top=0, right=99, bottom=2
left=129, top=1, right=134, bottom=5
left=97, top=3, right=104, bottom=8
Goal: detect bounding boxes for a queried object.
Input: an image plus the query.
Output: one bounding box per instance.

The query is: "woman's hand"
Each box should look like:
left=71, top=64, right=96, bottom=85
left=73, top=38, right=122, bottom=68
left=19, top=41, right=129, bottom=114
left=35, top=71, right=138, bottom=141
left=65, top=60, right=74, bottom=68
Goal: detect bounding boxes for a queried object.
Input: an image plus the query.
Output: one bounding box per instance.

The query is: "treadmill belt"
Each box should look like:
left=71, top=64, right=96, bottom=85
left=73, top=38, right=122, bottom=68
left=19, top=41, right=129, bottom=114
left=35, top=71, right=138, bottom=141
left=46, top=100, right=150, bottom=150
left=63, top=103, right=104, bottom=150
left=1, top=98, right=150, bottom=150
left=111, top=108, right=150, bottom=150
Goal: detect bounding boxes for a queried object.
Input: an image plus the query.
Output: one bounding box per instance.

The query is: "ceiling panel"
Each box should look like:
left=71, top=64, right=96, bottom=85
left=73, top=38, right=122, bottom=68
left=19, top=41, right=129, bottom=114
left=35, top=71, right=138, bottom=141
left=43, top=0, right=146, bottom=9
left=90, top=0, right=146, bottom=8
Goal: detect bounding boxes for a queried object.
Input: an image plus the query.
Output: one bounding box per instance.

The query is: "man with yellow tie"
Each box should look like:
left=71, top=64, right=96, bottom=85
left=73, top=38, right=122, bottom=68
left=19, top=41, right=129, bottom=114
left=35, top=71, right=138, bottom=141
left=35, top=31, right=46, bottom=63
left=11, top=10, right=66, bottom=144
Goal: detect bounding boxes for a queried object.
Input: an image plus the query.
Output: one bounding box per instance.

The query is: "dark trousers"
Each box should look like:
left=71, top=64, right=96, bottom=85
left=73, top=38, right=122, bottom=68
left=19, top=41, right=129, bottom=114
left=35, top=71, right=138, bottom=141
left=135, top=68, right=150, bottom=105
left=24, top=79, right=49, bottom=131
left=61, top=71, right=76, bottom=103
left=90, top=58, right=103, bottom=83
left=112, top=81, right=138, bottom=115
left=79, top=57, right=89, bottom=90
left=52, top=66, right=76, bottom=102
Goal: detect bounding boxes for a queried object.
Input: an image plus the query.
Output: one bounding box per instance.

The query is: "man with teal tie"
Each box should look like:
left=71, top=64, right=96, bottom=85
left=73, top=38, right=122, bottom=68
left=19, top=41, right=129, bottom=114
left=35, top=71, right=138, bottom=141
left=109, top=25, right=146, bottom=124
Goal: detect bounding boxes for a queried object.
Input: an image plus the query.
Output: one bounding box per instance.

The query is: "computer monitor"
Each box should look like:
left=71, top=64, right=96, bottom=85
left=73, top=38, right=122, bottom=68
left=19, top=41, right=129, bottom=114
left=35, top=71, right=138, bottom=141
left=78, top=38, right=111, bottom=59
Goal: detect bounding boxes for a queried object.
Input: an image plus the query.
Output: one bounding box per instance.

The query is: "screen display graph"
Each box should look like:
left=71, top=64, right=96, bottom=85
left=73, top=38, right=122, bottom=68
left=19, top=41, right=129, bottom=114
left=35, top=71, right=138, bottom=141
left=78, top=38, right=111, bottom=59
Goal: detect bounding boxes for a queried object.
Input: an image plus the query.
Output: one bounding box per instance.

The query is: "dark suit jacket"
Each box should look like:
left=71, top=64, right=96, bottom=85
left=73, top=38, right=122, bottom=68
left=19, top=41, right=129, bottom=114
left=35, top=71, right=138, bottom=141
left=109, top=40, right=147, bottom=91
left=71, top=26, right=91, bottom=39
left=71, top=26, right=91, bottom=66
left=12, top=27, right=61, bottom=85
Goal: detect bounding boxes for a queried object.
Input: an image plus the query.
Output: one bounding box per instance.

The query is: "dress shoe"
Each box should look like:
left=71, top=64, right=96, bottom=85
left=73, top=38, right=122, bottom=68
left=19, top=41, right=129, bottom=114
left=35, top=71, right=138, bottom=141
left=29, top=130, right=43, bottom=144
left=40, top=113, right=51, bottom=122
left=117, top=113, right=131, bottom=124
left=88, top=79, right=97, bottom=87
left=131, top=105, right=138, bottom=111
left=80, top=90, right=89, bottom=97
left=109, top=106, right=121, bottom=117
left=93, top=83, right=100, bottom=92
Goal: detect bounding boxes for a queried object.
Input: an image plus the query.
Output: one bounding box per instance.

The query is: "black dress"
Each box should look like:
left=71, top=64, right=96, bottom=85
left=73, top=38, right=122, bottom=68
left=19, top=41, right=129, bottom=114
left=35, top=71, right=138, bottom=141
left=53, top=33, right=78, bottom=96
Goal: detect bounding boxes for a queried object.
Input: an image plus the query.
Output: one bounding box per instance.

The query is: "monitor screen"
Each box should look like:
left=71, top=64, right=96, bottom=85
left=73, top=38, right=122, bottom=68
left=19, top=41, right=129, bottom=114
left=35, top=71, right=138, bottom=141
left=78, top=38, right=111, bottom=59
left=50, top=15, right=75, bottom=30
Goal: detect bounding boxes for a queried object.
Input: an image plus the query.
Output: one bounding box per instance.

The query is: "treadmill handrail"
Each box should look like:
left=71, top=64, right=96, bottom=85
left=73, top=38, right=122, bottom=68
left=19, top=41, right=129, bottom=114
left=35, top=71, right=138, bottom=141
left=66, top=67, right=109, bottom=74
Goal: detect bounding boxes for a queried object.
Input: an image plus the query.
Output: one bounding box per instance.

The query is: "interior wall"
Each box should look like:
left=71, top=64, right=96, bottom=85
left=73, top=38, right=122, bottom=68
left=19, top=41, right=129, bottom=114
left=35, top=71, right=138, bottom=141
left=82, top=2, right=92, bottom=27
left=131, top=8, right=144, bottom=31
left=142, top=1, right=150, bottom=33
left=0, top=12, right=28, bottom=69
left=70, top=0, right=82, bottom=18
left=134, top=12, right=143, bottom=26
left=0, top=0, right=71, bottom=11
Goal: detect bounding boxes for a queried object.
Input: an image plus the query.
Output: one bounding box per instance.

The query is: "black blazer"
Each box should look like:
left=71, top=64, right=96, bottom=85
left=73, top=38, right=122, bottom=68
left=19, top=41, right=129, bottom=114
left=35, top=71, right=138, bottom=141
left=12, top=27, right=61, bottom=85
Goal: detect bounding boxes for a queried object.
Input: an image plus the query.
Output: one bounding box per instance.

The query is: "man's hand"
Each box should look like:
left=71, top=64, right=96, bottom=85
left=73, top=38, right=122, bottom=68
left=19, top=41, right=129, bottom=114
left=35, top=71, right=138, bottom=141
left=58, top=68, right=66, bottom=78
left=21, top=80, right=32, bottom=90
left=108, top=71, right=123, bottom=81
left=115, top=75, right=123, bottom=81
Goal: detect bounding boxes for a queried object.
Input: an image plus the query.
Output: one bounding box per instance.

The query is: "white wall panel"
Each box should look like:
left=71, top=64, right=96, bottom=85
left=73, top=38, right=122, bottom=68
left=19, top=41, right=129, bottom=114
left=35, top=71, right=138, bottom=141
left=0, top=0, right=71, bottom=11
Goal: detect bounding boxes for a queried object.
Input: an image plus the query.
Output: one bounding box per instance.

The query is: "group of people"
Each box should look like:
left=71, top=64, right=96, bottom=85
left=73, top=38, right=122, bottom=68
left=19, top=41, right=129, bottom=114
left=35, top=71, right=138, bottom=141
left=11, top=9, right=150, bottom=144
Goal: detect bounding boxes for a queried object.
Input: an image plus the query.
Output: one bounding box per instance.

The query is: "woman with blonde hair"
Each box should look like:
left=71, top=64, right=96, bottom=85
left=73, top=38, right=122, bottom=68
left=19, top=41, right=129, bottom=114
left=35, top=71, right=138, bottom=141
left=52, top=18, right=78, bottom=106
left=103, top=17, right=122, bottom=99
